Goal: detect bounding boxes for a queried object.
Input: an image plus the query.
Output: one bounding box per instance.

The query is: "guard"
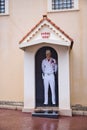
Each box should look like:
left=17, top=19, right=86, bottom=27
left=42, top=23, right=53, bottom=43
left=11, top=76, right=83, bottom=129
left=42, top=50, right=57, bottom=105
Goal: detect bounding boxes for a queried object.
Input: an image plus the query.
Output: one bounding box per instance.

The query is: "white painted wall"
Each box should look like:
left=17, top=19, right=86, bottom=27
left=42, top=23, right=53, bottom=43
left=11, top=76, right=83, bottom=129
left=58, top=47, right=70, bottom=109
left=24, top=50, right=35, bottom=110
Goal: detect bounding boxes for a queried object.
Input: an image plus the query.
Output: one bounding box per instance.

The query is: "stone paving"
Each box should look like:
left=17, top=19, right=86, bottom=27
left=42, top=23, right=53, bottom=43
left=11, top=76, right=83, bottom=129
left=0, top=109, right=87, bottom=130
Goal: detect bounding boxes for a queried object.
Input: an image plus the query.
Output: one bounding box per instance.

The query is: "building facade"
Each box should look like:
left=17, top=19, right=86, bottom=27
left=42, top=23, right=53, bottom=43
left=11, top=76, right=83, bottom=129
left=0, top=0, right=87, bottom=110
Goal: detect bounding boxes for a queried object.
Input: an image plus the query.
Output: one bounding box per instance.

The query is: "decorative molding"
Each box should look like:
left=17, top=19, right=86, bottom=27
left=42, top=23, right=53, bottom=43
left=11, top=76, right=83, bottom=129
left=0, top=101, right=87, bottom=116
left=19, top=15, right=73, bottom=49
left=0, top=101, right=23, bottom=110
left=72, top=104, right=87, bottom=111
left=72, top=104, right=87, bottom=116
left=0, top=101, right=23, bottom=106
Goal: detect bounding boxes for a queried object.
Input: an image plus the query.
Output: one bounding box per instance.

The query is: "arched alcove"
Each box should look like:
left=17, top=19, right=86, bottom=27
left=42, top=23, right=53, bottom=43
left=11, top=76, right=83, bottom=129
left=35, top=46, right=58, bottom=107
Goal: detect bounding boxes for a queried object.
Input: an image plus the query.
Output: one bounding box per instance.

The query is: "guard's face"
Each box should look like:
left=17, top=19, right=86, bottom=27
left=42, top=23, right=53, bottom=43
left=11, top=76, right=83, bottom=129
left=46, top=52, right=51, bottom=59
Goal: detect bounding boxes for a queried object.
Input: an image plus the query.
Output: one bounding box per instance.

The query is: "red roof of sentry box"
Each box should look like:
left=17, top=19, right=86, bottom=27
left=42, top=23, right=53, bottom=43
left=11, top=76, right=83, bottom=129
left=19, top=15, right=73, bottom=49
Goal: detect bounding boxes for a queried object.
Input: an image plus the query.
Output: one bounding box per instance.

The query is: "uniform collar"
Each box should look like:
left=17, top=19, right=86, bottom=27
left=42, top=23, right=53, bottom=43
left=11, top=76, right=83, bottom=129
left=46, top=58, right=52, bottom=61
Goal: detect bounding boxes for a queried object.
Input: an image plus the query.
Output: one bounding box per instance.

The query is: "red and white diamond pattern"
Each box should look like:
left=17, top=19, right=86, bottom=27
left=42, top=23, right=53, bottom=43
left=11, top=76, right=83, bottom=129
left=41, top=32, right=50, bottom=38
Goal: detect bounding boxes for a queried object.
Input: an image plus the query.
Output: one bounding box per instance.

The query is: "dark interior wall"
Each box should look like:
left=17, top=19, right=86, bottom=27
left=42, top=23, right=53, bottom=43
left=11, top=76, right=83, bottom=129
left=35, top=46, right=58, bottom=107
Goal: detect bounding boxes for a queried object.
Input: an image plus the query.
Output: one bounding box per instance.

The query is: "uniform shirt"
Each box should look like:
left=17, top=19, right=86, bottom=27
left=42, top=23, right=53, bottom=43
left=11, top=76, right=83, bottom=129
left=42, top=58, right=57, bottom=74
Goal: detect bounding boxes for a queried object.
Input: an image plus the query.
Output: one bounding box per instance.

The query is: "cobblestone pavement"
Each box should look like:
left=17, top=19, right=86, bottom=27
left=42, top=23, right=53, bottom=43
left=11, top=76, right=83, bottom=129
left=0, top=109, right=87, bottom=130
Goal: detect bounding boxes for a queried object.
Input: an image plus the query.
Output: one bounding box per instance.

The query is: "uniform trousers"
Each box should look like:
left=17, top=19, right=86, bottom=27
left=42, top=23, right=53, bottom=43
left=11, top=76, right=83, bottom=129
left=43, top=73, right=56, bottom=104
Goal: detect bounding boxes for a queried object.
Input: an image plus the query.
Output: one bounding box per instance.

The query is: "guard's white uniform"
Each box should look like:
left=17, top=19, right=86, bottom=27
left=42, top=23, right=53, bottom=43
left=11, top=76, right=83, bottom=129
left=42, top=58, right=57, bottom=105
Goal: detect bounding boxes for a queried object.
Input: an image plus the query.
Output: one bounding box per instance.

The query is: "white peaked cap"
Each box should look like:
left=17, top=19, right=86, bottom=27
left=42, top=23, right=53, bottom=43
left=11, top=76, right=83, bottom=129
left=46, top=50, right=51, bottom=54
